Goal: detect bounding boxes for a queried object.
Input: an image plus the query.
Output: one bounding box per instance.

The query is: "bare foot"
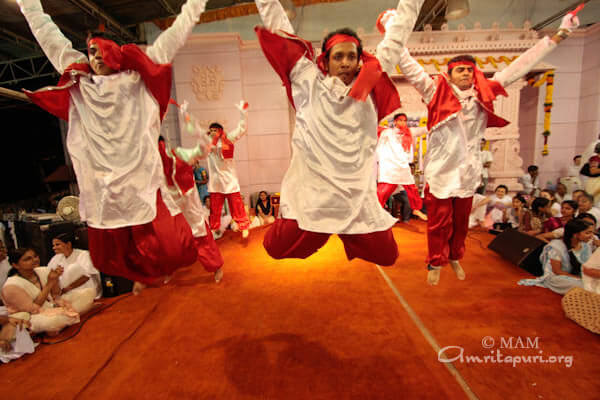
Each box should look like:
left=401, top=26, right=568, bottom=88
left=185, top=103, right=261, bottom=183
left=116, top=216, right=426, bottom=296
left=450, top=260, right=466, bottom=280
left=427, top=267, right=441, bottom=286
left=214, top=268, right=223, bottom=283
left=413, top=209, right=428, bottom=221
left=132, top=281, right=147, bottom=295
left=163, top=275, right=173, bottom=284
left=242, top=229, right=249, bottom=239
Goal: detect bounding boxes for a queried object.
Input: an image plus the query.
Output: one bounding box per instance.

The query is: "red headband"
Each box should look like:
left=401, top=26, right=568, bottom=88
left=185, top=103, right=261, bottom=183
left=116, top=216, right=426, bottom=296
left=448, top=60, right=476, bottom=71
left=323, top=34, right=360, bottom=53
left=87, top=37, right=123, bottom=71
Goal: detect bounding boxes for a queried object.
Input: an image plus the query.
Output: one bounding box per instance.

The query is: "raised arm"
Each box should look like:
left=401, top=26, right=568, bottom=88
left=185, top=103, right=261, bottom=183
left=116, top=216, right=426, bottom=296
left=376, top=0, right=425, bottom=74
left=494, top=13, right=579, bottom=88
left=145, top=0, right=208, bottom=64
left=225, top=101, right=249, bottom=142
left=255, top=0, right=294, bottom=33
left=17, top=0, right=87, bottom=74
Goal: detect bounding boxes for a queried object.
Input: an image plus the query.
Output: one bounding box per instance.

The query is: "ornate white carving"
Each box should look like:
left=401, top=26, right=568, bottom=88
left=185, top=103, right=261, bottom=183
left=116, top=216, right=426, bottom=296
left=191, top=65, right=225, bottom=102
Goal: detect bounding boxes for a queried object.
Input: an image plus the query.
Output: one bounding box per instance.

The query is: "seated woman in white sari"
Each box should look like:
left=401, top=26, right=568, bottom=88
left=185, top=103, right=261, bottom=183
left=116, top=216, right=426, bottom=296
left=48, top=233, right=102, bottom=299
left=1, top=248, right=95, bottom=334
left=519, top=219, right=594, bottom=295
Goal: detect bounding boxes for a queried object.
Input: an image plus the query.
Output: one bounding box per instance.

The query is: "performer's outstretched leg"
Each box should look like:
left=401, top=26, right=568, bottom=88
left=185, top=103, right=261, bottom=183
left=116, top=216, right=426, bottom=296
left=209, top=192, right=226, bottom=230
left=377, top=182, right=398, bottom=207
left=404, top=184, right=427, bottom=221
left=227, top=192, right=250, bottom=233
left=264, top=218, right=330, bottom=259
left=338, top=228, right=398, bottom=266
left=89, top=191, right=197, bottom=286
left=448, top=196, right=472, bottom=280
left=424, top=187, right=453, bottom=285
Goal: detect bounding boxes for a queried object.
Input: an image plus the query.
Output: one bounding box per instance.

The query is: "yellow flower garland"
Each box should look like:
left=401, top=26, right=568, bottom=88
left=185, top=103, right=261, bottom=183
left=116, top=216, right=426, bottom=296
left=527, top=70, right=555, bottom=156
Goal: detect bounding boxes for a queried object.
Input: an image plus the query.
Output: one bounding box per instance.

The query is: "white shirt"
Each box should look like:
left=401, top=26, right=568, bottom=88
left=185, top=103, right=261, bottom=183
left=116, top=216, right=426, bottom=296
left=567, top=164, right=581, bottom=177
left=396, top=23, right=556, bottom=199
left=519, top=174, right=540, bottom=196
left=582, top=247, right=600, bottom=295
left=377, top=127, right=426, bottom=185
left=0, top=258, right=11, bottom=290
left=481, top=150, right=493, bottom=179
left=205, top=114, right=248, bottom=194
left=18, top=0, right=208, bottom=229
left=48, top=249, right=102, bottom=299
left=254, top=0, right=413, bottom=233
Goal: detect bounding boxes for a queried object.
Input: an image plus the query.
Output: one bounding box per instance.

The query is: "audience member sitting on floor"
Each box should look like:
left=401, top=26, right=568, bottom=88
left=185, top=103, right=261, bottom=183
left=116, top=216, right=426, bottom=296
left=501, top=194, right=527, bottom=230
left=581, top=246, right=600, bottom=295
left=520, top=197, right=552, bottom=236
left=254, top=191, right=275, bottom=226
left=519, top=219, right=593, bottom=295
left=540, top=189, right=561, bottom=217
left=576, top=192, right=600, bottom=228
left=572, top=189, right=585, bottom=204
left=537, top=200, right=578, bottom=242
left=486, top=185, right=512, bottom=226
left=0, top=241, right=10, bottom=291
left=555, top=182, right=571, bottom=203
left=583, top=143, right=600, bottom=204
left=1, top=248, right=95, bottom=335
left=48, top=233, right=102, bottom=299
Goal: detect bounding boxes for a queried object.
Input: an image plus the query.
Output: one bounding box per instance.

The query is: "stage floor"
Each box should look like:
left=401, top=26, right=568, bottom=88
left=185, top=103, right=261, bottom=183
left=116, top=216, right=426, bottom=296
left=2, top=221, right=599, bottom=399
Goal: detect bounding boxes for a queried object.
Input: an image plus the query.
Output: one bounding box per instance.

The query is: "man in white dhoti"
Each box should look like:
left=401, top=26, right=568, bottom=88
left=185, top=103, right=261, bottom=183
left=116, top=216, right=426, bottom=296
left=254, top=0, right=419, bottom=265
left=17, top=0, right=209, bottom=293
left=377, top=113, right=427, bottom=221
left=392, top=0, right=581, bottom=285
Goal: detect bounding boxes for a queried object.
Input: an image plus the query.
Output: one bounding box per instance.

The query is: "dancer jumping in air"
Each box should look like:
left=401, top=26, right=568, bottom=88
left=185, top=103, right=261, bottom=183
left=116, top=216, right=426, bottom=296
left=389, top=0, right=582, bottom=285
left=254, top=0, right=426, bottom=265
left=18, top=0, right=210, bottom=293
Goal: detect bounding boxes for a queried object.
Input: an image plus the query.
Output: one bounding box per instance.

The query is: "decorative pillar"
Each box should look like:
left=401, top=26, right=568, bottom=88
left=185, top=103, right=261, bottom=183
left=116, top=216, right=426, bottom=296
left=487, top=78, right=528, bottom=191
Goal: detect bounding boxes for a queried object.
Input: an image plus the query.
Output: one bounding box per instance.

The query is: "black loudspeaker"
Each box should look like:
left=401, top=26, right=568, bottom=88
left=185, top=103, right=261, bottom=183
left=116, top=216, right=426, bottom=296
left=487, top=229, right=546, bottom=276
left=100, top=273, right=134, bottom=297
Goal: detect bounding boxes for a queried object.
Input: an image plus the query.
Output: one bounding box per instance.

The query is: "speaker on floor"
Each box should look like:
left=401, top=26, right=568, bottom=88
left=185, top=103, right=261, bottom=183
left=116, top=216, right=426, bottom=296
left=487, top=229, right=546, bottom=276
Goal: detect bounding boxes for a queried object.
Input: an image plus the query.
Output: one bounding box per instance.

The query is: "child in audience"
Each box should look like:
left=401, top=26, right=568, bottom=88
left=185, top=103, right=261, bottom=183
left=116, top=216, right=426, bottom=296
left=486, top=184, right=512, bottom=225
left=502, top=194, right=527, bottom=229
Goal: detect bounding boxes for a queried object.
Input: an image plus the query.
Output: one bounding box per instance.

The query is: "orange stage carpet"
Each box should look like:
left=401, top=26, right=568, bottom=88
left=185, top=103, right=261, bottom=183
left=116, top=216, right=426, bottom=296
left=1, top=221, right=599, bottom=399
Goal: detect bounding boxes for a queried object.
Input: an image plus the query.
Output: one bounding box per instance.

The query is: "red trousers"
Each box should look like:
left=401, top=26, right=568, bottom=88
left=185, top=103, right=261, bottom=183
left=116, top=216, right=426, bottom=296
left=377, top=182, right=423, bottom=211
left=194, top=222, right=224, bottom=273
left=263, top=218, right=398, bottom=266
left=88, top=191, right=197, bottom=284
left=209, top=192, right=249, bottom=231
left=424, top=186, right=472, bottom=267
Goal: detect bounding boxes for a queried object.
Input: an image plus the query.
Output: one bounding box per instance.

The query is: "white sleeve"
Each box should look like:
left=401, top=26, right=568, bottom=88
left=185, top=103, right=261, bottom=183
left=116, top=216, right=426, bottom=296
left=493, top=36, right=557, bottom=88
left=78, top=250, right=100, bottom=277
left=47, top=254, right=60, bottom=270
left=255, top=0, right=295, bottom=33
left=376, top=0, right=425, bottom=76
left=145, top=0, right=208, bottom=64
left=225, top=108, right=249, bottom=143
left=395, top=48, right=437, bottom=104
left=17, top=0, right=87, bottom=74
